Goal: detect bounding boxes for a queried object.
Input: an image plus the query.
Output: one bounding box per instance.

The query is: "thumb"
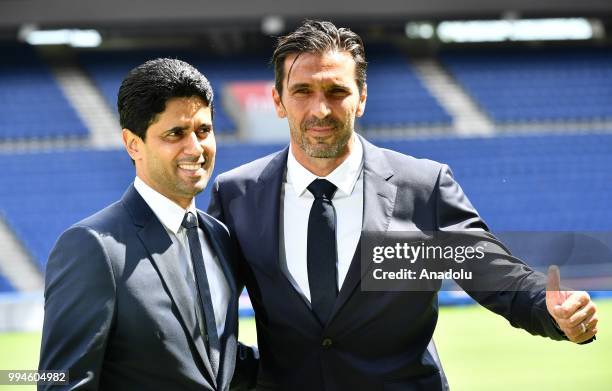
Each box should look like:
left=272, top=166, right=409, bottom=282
left=546, top=265, right=563, bottom=308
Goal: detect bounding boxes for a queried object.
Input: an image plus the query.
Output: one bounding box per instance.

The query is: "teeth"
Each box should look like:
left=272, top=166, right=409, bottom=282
left=178, top=163, right=202, bottom=171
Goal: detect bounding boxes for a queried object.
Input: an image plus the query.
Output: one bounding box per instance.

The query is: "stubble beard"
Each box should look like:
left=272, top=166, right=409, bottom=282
left=293, top=117, right=353, bottom=159
left=149, top=158, right=209, bottom=202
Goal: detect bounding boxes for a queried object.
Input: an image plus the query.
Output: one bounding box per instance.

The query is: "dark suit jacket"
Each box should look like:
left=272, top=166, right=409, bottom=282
left=208, top=135, right=566, bottom=391
left=39, top=185, right=245, bottom=391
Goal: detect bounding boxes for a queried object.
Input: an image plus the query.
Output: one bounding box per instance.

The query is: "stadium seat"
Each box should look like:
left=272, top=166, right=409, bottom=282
left=0, top=273, right=14, bottom=293
left=359, top=46, right=452, bottom=128
left=440, top=47, right=612, bottom=123
left=0, top=133, right=611, bottom=270
left=0, top=44, right=89, bottom=140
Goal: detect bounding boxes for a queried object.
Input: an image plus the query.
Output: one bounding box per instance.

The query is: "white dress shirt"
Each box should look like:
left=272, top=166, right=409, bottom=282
left=134, top=176, right=229, bottom=336
left=280, top=137, right=364, bottom=303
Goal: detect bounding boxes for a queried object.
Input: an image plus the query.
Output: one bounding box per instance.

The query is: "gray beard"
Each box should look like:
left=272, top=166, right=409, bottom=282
left=300, top=136, right=348, bottom=158
left=295, top=125, right=353, bottom=159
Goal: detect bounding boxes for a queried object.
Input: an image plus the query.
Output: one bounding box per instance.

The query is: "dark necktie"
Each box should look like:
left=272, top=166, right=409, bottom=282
left=182, top=212, right=220, bottom=375
left=306, top=178, right=339, bottom=325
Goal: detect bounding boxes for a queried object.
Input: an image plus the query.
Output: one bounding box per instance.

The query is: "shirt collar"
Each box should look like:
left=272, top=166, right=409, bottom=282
left=287, top=135, right=364, bottom=198
left=134, top=176, right=197, bottom=234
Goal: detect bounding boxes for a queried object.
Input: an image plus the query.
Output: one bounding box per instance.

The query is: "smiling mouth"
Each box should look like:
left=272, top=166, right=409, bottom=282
left=177, top=158, right=206, bottom=173
left=178, top=163, right=203, bottom=171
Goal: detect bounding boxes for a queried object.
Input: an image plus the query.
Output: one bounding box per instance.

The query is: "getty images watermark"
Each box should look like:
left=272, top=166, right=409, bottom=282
left=360, top=231, right=612, bottom=292
left=372, top=240, right=486, bottom=281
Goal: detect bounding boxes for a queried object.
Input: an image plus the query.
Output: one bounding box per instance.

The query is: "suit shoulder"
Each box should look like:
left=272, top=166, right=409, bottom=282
left=70, top=200, right=127, bottom=233
left=380, top=147, right=444, bottom=169
left=50, top=200, right=132, bottom=255
left=378, top=147, right=447, bottom=183
left=48, top=208, right=120, bottom=277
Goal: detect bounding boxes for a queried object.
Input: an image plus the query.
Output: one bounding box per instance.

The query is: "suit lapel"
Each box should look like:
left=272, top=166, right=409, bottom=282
left=239, top=148, right=288, bottom=280
left=239, top=148, right=323, bottom=317
left=121, top=186, right=217, bottom=387
left=329, top=136, right=397, bottom=323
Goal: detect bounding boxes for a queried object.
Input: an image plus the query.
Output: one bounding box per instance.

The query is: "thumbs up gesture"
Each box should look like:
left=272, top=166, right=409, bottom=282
left=546, top=265, right=598, bottom=343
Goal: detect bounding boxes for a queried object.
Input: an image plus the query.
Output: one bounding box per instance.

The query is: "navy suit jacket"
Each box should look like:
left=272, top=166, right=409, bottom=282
left=208, top=135, right=566, bottom=391
left=39, top=185, right=247, bottom=390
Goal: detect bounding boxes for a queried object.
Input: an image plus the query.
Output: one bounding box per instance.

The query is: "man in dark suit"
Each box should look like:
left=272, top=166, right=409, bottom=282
left=39, top=58, right=255, bottom=390
left=208, top=20, right=599, bottom=390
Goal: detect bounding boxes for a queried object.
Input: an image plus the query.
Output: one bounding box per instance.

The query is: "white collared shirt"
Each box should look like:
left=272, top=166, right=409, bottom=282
left=134, top=176, right=229, bottom=336
left=280, top=137, right=364, bottom=302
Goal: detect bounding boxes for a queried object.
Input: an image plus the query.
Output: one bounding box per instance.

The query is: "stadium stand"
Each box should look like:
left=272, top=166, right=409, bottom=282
left=0, top=133, right=610, bottom=270
left=383, top=133, right=612, bottom=231
left=0, top=149, right=133, bottom=268
left=79, top=46, right=453, bottom=132
left=0, top=273, right=14, bottom=293
left=0, top=44, right=89, bottom=140
left=78, top=50, right=270, bottom=134
left=440, top=47, right=612, bottom=123
left=359, top=47, right=452, bottom=128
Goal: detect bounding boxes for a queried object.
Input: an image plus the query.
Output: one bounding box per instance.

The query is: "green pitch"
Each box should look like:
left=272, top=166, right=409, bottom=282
left=1, top=299, right=610, bottom=391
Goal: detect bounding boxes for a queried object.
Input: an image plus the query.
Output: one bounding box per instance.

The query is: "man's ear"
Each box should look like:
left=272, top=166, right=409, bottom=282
left=122, top=129, right=143, bottom=162
left=355, top=83, right=367, bottom=118
left=272, top=87, right=287, bottom=118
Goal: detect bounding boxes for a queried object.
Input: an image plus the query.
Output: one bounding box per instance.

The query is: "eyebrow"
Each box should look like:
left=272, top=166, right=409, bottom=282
left=288, top=83, right=311, bottom=92
left=288, top=82, right=352, bottom=93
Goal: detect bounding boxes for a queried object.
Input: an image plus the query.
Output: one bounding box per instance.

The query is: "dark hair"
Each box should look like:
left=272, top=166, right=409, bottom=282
left=272, top=20, right=367, bottom=97
left=117, top=58, right=214, bottom=140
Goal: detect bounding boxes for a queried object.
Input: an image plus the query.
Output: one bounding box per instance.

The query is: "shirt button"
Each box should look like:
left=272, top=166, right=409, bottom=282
left=321, top=338, right=333, bottom=348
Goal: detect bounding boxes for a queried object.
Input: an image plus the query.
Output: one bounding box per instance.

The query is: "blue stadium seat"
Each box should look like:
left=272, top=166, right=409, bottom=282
left=79, top=46, right=452, bottom=132
left=0, top=133, right=611, bottom=270
left=440, top=47, right=612, bottom=123
left=0, top=44, right=89, bottom=140
left=374, top=133, right=612, bottom=231
left=359, top=46, right=451, bottom=128
left=0, top=273, right=14, bottom=292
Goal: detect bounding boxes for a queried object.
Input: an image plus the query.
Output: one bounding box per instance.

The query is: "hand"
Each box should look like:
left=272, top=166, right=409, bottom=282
left=546, top=265, right=598, bottom=343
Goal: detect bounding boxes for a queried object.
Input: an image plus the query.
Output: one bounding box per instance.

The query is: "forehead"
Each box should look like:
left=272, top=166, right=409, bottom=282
left=148, top=96, right=211, bottom=131
left=160, top=96, right=210, bottom=119
left=284, top=50, right=357, bottom=87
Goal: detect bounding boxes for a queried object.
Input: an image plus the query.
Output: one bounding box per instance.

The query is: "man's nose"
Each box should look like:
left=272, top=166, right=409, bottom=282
left=311, top=93, right=331, bottom=119
left=184, top=132, right=204, bottom=156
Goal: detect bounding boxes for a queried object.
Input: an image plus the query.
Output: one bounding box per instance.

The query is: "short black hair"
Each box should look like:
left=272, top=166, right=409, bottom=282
left=117, top=58, right=214, bottom=140
left=272, top=20, right=367, bottom=97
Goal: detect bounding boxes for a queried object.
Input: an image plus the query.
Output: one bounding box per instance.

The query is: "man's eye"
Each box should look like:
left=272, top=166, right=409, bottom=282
left=166, top=130, right=183, bottom=138
left=329, top=89, right=349, bottom=97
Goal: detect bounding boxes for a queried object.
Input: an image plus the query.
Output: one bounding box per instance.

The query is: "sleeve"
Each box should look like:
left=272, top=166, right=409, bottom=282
left=38, top=226, right=117, bottom=390
left=207, top=179, right=262, bottom=385
left=435, top=165, right=567, bottom=341
left=229, top=343, right=260, bottom=390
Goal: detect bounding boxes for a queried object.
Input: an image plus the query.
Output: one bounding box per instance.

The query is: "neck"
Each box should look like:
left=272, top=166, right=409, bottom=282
left=292, top=135, right=354, bottom=177
left=136, top=173, right=193, bottom=210
left=173, top=197, right=193, bottom=210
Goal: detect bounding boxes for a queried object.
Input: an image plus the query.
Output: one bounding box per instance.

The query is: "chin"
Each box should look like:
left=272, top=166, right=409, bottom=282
left=194, top=179, right=209, bottom=193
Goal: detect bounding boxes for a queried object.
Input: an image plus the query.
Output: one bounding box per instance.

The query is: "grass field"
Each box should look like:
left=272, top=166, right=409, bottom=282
left=1, top=299, right=610, bottom=390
